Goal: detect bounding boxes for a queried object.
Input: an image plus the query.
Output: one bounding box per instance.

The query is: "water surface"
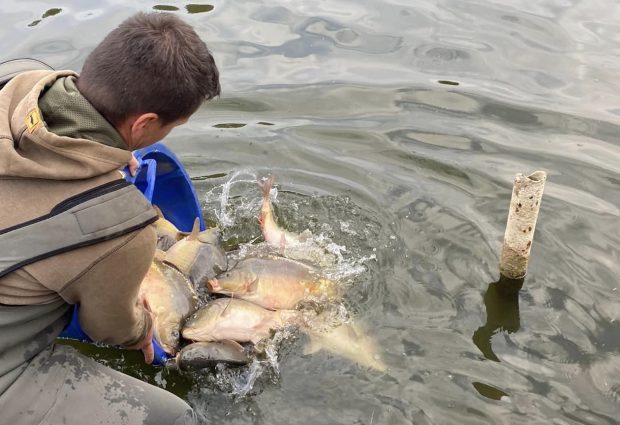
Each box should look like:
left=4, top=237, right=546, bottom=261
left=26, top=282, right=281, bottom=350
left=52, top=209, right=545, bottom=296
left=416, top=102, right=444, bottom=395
left=2, top=0, right=619, bottom=423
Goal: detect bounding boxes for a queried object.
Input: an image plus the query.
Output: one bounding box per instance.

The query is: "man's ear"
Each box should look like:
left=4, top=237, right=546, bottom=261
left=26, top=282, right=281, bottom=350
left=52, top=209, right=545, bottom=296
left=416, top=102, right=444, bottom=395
left=116, top=113, right=159, bottom=150
left=131, top=113, right=159, bottom=134
left=125, top=112, right=159, bottom=149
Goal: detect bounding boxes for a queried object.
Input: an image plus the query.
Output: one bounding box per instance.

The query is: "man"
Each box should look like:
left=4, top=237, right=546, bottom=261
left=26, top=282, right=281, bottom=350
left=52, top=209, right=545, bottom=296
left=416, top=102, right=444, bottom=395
left=0, top=12, right=219, bottom=424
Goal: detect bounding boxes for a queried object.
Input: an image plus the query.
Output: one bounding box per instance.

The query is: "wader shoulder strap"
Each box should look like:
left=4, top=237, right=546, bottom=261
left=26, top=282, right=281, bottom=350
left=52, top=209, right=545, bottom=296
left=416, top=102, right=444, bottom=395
left=0, top=180, right=158, bottom=278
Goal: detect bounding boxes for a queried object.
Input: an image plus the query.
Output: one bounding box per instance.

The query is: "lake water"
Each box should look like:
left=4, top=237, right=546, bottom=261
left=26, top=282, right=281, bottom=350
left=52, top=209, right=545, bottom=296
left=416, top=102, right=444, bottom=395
left=1, top=0, right=619, bottom=424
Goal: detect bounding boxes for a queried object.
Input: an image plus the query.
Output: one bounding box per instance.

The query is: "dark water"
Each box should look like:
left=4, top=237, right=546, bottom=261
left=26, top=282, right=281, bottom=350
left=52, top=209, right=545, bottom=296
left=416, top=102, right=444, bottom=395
left=2, top=0, right=620, bottom=423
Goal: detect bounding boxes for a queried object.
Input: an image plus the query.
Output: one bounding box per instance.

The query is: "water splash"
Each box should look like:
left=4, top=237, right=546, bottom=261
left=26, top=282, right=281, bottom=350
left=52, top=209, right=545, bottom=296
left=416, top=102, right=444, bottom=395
left=203, top=169, right=258, bottom=227
left=229, top=359, right=266, bottom=396
left=324, top=253, right=376, bottom=282
left=200, top=327, right=297, bottom=398
left=206, top=172, right=376, bottom=286
left=196, top=172, right=382, bottom=394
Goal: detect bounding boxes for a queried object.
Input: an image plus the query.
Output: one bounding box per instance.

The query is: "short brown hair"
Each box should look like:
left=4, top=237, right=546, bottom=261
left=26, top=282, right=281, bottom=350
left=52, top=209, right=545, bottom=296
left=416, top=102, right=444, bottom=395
left=77, top=12, right=220, bottom=126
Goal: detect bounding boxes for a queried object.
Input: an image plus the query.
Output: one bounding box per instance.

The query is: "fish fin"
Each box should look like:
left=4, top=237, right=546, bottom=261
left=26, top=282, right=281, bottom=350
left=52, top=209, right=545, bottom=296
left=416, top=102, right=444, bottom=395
left=245, top=275, right=259, bottom=293
left=187, top=218, right=201, bottom=240
left=153, top=205, right=165, bottom=218
left=257, top=175, right=275, bottom=198
left=207, top=278, right=221, bottom=292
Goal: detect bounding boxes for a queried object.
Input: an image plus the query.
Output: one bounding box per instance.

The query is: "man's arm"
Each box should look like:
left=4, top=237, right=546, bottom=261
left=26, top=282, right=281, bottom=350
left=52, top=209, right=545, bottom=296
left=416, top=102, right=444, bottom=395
left=60, top=226, right=157, bottom=361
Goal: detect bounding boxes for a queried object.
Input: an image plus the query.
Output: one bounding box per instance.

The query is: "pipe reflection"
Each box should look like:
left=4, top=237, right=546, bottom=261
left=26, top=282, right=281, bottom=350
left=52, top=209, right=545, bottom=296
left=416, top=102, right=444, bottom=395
left=472, top=276, right=523, bottom=362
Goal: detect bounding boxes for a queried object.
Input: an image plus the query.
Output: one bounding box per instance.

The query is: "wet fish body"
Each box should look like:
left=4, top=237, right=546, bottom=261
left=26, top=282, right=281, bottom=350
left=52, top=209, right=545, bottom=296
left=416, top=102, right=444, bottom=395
left=164, top=218, right=228, bottom=287
left=182, top=298, right=301, bottom=345
left=257, top=176, right=311, bottom=248
left=140, top=260, right=198, bottom=354
left=209, top=256, right=339, bottom=310
left=169, top=341, right=250, bottom=371
left=303, top=321, right=386, bottom=372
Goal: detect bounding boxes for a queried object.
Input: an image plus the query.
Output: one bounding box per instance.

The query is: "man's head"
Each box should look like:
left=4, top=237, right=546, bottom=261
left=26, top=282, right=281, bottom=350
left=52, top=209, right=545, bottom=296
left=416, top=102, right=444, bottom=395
left=77, top=12, right=220, bottom=149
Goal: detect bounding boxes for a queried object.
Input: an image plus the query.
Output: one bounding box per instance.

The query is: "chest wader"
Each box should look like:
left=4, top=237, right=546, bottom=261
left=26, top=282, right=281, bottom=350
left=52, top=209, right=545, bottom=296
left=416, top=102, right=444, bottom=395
left=0, top=180, right=158, bottom=394
left=0, top=60, right=197, bottom=424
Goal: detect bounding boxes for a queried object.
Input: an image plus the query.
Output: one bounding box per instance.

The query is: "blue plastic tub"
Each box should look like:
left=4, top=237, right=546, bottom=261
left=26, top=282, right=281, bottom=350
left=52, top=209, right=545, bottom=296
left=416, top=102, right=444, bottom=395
left=59, top=142, right=204, bottom=364
left=129, top=143, right=205, bottom=232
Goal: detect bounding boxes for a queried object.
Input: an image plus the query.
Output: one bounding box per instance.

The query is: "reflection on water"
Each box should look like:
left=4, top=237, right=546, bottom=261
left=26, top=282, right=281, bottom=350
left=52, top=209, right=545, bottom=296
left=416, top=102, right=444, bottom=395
left=2, top=0, right=620, bottom=423
left=472, top=278, right=523, bottom=363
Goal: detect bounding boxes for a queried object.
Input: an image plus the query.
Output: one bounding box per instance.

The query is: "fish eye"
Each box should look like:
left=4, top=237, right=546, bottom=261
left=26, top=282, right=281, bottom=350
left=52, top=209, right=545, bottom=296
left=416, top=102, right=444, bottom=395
left=172, top=330, right=180, bottom=339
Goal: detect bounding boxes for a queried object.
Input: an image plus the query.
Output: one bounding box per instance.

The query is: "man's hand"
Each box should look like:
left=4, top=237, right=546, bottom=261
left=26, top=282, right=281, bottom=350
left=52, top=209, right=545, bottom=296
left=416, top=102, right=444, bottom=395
left=127, top=153, right=139, bottom=177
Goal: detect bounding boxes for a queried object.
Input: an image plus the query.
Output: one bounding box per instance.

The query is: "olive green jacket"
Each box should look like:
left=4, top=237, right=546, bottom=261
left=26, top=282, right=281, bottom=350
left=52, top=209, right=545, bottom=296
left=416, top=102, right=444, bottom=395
left=0, top=70, right=153, bottom=349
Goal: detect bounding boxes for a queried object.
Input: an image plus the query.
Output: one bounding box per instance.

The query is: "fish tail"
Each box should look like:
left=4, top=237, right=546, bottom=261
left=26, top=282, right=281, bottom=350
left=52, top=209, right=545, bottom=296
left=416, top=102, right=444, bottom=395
left=257, top=175, right=275, bottom=198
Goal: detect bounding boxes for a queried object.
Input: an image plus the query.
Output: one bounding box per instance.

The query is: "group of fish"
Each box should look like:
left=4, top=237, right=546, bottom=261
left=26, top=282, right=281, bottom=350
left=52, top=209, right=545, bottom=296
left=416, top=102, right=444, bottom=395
left=141, top=176, right=386, bottom=372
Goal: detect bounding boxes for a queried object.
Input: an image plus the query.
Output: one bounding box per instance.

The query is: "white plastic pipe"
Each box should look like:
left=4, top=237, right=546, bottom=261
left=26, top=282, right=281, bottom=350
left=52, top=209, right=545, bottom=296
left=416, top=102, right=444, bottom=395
left=499, top=171, right=547, bottom=280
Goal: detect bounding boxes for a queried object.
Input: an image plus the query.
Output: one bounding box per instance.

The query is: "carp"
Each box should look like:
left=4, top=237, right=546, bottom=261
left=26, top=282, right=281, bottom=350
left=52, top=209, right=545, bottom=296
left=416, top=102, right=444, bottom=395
left=163, top=218, right=228, bottom=287
left=140, top=257, right=198, bottom=354
left=257, top=176, right=312, bottom=249
left=302, top=321, right=386, bottom=372
left=153, top=205, right=184, bottom=251
left=208, top=256, right=339, bottom=310
left=256, top=177, right=337, bottom=266
left=166, top=341, right=250, bottom=371
left=182, top=298, right=301, bottom=345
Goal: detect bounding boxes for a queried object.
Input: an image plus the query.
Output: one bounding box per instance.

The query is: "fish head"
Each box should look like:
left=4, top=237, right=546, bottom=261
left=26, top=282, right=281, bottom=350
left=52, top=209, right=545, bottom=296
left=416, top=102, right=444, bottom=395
left=164, top=226, right=228, bottom=286
left=176, top=341, right=249, bottom=370
left=153, top=315, right=182, bottom=355
left=197, top=227, right=223, bottom=246
left=207, top=268, right=257, bottom=294
left=182, top=300, right=229, bottom=341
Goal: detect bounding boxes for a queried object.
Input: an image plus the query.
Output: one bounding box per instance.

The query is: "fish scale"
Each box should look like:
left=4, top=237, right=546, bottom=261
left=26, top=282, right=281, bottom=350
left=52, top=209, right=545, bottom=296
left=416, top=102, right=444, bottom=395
left=208, top=256, right=340, bottom=310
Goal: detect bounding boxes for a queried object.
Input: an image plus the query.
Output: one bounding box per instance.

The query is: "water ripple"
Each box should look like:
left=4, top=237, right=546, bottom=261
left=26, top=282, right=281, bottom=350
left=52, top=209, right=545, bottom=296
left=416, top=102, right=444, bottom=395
left=3, top=0, right=620, bottom=423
